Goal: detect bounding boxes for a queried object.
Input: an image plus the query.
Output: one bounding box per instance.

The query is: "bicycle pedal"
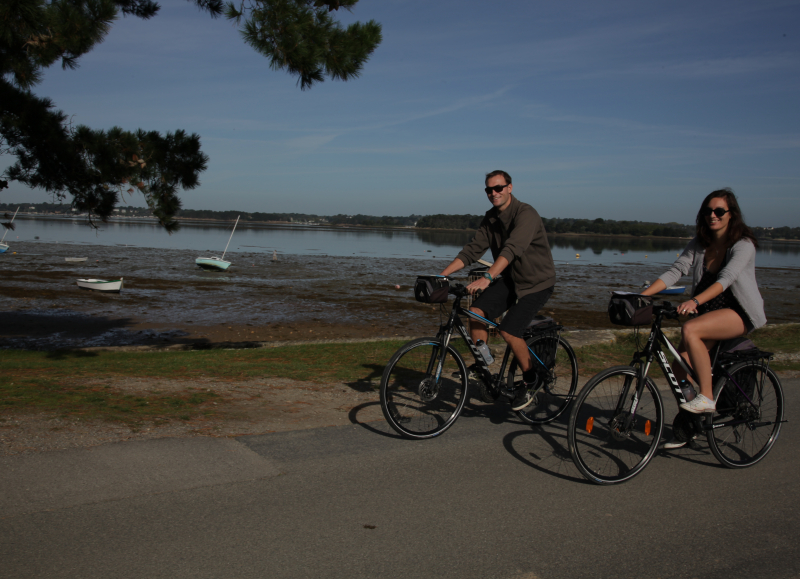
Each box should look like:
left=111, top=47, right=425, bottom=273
left=499, top=387, right=516, bottom=398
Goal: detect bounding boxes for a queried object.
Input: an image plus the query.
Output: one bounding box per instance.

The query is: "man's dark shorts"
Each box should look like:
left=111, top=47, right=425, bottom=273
left=470, top=279, right=554, bottom=339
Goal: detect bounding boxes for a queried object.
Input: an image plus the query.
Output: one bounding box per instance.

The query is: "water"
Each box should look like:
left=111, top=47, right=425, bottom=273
left=3, top=228, right=799, bottom=348
left=8, top=216, right=800, bottom=268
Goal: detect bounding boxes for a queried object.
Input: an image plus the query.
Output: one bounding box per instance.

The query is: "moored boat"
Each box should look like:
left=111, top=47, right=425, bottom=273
left=658, top=285, right=686, bottom=295
left=0, top=207, right=20, bottom=253
left=76, top=278, right=124, bottom=293
left=65, top=257, right=88, bottom=262
left=196, top=215, right=239, bottom=271
left=643, top=281, right=686, bottom=295
left=195, top=257, right=231, bottom=271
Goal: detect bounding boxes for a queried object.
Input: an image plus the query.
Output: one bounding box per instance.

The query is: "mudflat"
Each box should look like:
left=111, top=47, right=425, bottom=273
left=2, top=241, right=799, bottom=455
left=2, top=241, right=799, bottom=349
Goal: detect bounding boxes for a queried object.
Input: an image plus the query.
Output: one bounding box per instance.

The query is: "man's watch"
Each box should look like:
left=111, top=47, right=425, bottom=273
left=483, top=272, right=494, bottom=282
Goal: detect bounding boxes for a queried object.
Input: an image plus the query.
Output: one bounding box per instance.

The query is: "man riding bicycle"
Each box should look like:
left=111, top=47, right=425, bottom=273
left=439, top=170, right=556, bottom=410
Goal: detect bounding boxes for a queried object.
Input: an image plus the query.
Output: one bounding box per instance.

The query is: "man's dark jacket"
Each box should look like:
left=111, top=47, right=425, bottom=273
left=456, top=194, right=556, bottom=298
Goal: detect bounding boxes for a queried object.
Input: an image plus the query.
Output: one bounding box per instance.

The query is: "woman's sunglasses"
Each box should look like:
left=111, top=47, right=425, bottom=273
left=701, top=207, right=730, bottom=218
left=485, top=184, right=508, bottom=194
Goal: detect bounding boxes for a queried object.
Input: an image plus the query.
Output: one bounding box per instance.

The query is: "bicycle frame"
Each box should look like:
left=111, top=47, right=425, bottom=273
left=432, top=289, right=552, bottom=394
left=618, top=303, right=766, bottom=432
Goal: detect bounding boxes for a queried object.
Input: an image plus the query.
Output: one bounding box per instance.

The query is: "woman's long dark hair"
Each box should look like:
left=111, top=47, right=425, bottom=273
left=696, top=188, right=758, bottom=249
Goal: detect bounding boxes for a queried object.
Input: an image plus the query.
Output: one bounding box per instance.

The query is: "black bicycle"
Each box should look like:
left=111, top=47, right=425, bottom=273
left=380, top=281, right=579, bottom=439
left=568, top=297, right=785, bottom=485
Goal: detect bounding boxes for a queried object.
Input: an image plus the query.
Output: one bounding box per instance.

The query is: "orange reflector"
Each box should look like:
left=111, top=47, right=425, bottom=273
left=585, top=416, right=594, bottom=433
left=645, top=420, right=651, bottom=436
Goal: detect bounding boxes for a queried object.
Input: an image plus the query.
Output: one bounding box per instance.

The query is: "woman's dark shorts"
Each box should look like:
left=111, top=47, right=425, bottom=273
left=470, top=279, right=554, bottom=339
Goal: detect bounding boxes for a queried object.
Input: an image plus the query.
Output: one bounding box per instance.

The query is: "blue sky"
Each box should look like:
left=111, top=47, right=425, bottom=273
left=4, top=0, right=800, bottom=226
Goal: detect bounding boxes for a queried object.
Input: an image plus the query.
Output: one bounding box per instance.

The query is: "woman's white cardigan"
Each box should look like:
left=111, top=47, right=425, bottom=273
left=657, top=237, right=766, bottom=330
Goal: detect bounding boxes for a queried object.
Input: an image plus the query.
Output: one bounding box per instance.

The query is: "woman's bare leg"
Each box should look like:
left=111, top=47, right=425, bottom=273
left=680, top=309, right=747, bottom=400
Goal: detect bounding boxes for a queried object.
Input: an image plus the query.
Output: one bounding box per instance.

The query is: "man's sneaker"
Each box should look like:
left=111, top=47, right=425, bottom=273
left=679, top=393, right=715, bottom=414
left=511, top=376, right=539, bottom=411
left=511, top=389, right=534, bottom=411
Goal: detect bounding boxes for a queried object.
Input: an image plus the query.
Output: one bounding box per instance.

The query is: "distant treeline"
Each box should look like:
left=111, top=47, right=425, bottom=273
left=0, top=204, right=419, bottom=227
left=416, top=214, right=694, bottom=237
left=414, top=213, right=800, bottom=240
left=543, top=217, right=694, bottom=238
left=326, top=214, right=420, bottom=227
left=416, top=214, right=484, bottom=229
left=180, top=209, right=319, bottom=222
left=176, top=210, right=420, bottom=227
left=4, top=203, right=800, bottom=240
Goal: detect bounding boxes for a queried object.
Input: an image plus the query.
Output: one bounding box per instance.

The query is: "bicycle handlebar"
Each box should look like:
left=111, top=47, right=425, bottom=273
left=448, top=282, right=468, bottom=297
left=654, top=301, right=678, bottom=319
left=653, top=300, right=698, bottom=321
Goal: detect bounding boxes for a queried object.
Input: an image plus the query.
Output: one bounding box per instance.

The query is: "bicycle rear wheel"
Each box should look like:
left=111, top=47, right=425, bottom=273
left=380, top=337, right=468, bottom=439
left=508, top=335, right=578, bottom=424
left=568, top=366, right=664, bottom=485
left=707, top=361, right=784, bottom=468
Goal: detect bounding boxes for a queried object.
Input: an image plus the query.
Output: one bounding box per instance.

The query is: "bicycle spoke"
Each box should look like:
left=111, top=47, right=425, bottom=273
left=511, top=335, right=578, bottom=425
left=707, top=361, right=784, bottom=468
left=568, top=367, right=663, bottom=484
left=380, top=339, right=468, bottom=439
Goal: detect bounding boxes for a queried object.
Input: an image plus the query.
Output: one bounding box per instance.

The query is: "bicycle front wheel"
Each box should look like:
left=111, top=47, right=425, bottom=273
left=707, top=361, right=784, bottom=468
left=568, top=366, right=664, bottom=485
left=380, top=337, right=468, bottom=439
left=508, top=335, right=579, bottom=424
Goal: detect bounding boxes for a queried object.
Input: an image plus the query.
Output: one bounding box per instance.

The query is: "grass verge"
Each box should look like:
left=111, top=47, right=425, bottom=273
left=2, top=325, right=797, bottom=425
left=0, top=341, right=407, bottom=425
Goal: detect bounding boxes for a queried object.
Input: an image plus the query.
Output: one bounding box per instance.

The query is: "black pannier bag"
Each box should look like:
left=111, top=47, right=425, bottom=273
left=716, top=365, right=758, bottom=417
left=414, top=276, right=450, bottom=303
left=608, top=292, right=654, bottom=326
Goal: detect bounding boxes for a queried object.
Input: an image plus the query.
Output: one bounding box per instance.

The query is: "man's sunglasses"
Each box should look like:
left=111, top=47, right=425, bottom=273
left=701, top=207, right=730, bottom=218
left=485, top=184, right=508, bottom=194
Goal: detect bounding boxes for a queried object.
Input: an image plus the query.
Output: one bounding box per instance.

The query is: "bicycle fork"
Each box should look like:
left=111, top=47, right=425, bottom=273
left=614, top=366, right=655, bottom=439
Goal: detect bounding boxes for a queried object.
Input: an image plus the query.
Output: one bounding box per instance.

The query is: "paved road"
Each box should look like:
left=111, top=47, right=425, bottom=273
left=2, top=379, right=797, bottom=579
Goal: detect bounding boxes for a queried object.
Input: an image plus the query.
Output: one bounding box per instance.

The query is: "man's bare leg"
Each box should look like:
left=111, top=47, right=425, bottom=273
left=468, top=307, right=489, bottom=345
left=500, top=331, right=532, bottom=372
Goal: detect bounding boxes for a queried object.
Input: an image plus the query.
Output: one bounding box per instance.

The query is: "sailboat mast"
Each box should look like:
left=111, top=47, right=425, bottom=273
left=1, top=207, right=20, bottom=243
left=220, top=215, right=240, bottom=260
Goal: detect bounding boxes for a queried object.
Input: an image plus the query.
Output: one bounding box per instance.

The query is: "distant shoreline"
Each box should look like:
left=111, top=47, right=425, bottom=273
left=10, top=213, right=800, bottom=244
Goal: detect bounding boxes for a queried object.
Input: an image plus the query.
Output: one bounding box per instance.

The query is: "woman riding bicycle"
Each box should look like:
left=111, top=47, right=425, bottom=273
left=641, top=188, right=766, bottom=416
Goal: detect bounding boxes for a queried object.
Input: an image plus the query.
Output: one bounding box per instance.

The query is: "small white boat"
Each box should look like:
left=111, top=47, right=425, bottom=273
left=196, top=215, right=239, bottom=271
left=196, top=257, right=232, bottom=271
left=77, top=278, right=124, bottom=293
left=0, top=207, right=20, bottom=253
left=642, top=281, right=686, bottom=295
left=65, top=257, right=88, bottom=262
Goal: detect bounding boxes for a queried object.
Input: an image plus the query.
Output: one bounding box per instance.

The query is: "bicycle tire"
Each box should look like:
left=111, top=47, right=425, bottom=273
left=706, top=361, right=784, bottom=468
left=508, top=335, right=578, bottom=424
left=568, top=366, right=664, bottom=485
left=380, top=337, right=468, bottom=439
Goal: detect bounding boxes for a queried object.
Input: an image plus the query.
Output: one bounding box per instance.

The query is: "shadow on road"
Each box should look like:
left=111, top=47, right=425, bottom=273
left=502, top=418, right=589, bottom=483
left=347, top=401, right=407, bottom=439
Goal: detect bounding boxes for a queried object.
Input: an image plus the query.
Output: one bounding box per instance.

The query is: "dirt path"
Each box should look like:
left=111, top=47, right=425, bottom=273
left=0, top=376, right=388, bottom=456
